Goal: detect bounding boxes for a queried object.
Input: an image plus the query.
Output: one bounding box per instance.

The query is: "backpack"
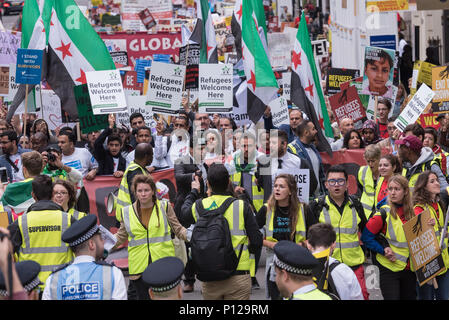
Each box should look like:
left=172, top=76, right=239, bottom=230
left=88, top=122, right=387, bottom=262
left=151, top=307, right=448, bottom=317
left=315, top=259, right=341, bottom=300
left=191, top=197, right=244, bottom=282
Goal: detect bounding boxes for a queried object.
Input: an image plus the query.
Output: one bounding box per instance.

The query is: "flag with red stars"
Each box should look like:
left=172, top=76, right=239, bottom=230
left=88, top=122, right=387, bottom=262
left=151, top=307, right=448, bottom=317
left=241, top=0, right=278, bottom=124
left=196, top=0, right=217, bottom=64
left=290, top=12, right=332, bottom=155
left=7, top=0, right=115, bottom=123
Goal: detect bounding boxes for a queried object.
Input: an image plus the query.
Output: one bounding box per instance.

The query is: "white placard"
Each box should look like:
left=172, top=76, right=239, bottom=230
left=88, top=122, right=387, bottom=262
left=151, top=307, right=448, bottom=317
left=269, top=96, right=290, bottom=128
left=282, top=72, right=291, bottom=100
left=198, top=63, right=233, bottom=113
left=6, top=63, right=18, bottom=102
left=86, top=69, right=127, bottom=115
left=394, top=84, right=435, bottom=132
left=145, top=61, right=185, bottom=116
left=311, top=39, right=328, bottom=59
left=40, top=89, right=63, bottom=131
left=276, top=168, right=310, bottom=204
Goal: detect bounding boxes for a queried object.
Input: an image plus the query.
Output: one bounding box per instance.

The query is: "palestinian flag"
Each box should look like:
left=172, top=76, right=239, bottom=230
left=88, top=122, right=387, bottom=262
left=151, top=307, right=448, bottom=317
left=241, top=1, right=278, bottom=123
left=7, top=0, right=115, bottom=122
left=196, top=0, right=218, bottom=63
left=1, top=178, right=35, bottom=219
left=291, top=12, right=332, bottom=154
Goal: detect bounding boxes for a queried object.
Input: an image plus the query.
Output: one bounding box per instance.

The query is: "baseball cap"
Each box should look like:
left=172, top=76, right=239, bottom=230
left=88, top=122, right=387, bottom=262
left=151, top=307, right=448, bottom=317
left=395, top=135, right=423, bottom=153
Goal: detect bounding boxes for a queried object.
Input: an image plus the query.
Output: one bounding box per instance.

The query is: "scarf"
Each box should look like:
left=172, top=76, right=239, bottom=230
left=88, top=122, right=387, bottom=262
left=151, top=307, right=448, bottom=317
left=42, top=164, right=68, bottom=179
left=234, top=153, right=256, bottom=173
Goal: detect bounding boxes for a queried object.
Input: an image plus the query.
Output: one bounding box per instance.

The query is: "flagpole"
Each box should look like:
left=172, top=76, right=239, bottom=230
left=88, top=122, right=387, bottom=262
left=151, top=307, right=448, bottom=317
left=39, top=84, right=44, bottom=120
left=374, top=95, right=378, bottom=122
left=24, top=84, right=29, bottom=137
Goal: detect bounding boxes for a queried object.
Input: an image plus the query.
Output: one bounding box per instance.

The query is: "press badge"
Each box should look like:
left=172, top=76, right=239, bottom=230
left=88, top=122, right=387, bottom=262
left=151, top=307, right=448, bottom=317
left=61, top=282, right=101, bottom=300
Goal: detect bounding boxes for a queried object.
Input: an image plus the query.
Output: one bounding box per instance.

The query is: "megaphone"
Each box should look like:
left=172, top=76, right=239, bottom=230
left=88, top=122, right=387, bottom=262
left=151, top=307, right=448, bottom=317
left=107, top=188, right=119, bottom=214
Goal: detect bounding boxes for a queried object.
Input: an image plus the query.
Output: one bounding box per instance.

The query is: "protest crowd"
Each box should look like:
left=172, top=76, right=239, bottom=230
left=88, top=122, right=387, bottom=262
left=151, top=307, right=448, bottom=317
left=0, top=0, right=449, bottom=302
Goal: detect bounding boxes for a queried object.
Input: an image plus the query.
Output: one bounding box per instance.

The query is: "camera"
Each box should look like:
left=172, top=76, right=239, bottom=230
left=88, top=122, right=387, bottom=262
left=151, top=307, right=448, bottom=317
left=47, top=152, right=56, bottom=163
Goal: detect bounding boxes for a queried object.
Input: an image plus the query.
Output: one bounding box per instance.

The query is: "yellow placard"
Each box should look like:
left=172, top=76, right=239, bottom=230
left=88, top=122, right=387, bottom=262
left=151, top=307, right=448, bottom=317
left=432, top=66, right=449, bottom=103
left=0, top=212, right=9, bottom=229
left=366, top=0, right=409, bottom=11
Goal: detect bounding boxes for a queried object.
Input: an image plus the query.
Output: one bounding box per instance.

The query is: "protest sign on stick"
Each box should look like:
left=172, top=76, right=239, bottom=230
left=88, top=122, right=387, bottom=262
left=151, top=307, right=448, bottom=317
left=198, top=64, right=233, bottom=113
left=362, top=46, right=395, bottom=99
left=403, top=209, right=446, bottom=286
left=329, top=86, right=367, bottom=130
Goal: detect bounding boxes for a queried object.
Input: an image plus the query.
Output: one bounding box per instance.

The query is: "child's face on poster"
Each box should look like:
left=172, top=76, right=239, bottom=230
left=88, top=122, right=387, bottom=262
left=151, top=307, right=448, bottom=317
left=364, top=58, right=391, bottom=96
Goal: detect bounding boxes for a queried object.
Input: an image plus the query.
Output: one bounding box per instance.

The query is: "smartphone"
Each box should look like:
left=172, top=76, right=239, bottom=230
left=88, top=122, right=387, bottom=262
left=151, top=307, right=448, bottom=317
left=0, top=167, right=7, bottom=185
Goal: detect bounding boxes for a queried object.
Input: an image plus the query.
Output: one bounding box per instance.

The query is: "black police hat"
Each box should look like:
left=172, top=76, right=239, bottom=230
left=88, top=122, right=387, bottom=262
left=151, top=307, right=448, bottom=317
left=0, top=260, right=41, bottom=295
left=62, top=214, right=99, bottom=247
left=273, top=240, right=318, bottom=276
left=141, top=257, right=184, bottom=293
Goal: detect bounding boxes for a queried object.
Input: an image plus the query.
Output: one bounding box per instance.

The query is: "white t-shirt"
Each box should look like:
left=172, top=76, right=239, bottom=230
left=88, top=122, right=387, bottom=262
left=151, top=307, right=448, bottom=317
left=62, top=148, right=98, bottom=178
left=9, top=153, right=24, bottom=182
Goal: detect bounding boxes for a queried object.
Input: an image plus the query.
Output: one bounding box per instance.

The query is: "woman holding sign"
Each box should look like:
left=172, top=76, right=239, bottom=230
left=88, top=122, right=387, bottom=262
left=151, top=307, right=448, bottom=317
left=256, top=174, right=310, bottom=300
left=413, top=171, right=449, bottom=300
left=362, top=175, right=417, bottom=300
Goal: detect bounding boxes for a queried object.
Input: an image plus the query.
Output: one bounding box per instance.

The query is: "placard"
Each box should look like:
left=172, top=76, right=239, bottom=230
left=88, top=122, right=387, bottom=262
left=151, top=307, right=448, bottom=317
left=40, top=89, right=64, bottom=131
left=403, top=209, right=446, bottom=286
left=394, top=84, right=436, bottom=132
left=329, top=86, right=367, bottom=130
left=362, top=46, right=395, bottom=98
left=145, top=61, right=185, bottom=116
left=0, top=31, right=21, bottom=65
left=326, top=68, right=360, bottom=96
left=366, top=0, right=409, bottom=11
left=276, top=168, right=310, bottom=204
left=432, top=65, right=449, bottom=104
left=138, top=8, right=157, bottom=30
left=74, top=84, right=109, bottom=134
left=282, top=72, right=291, bottom=100
left=110, top=51, right=128, bottom=67
left=311, top=39, right=328, bottom=59
left=0, top=66, right=9, bottom=96
left=269, top=96, right=289, bottom=128
left=416, top=0, right=449, bottom=10
left=411, top=60, right=435, bottom=95
left=15, top=48, right=43, bottom=85
left=179, top=43, right=200, bottom=90
left=86, top=69, right=128, bottom=115
left=198, top=64, right=233, bottom=113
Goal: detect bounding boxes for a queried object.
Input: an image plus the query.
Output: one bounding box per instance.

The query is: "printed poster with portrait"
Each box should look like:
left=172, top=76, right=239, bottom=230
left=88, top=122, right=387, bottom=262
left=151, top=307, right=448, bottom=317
left=362, top=46, right=396, bottom=99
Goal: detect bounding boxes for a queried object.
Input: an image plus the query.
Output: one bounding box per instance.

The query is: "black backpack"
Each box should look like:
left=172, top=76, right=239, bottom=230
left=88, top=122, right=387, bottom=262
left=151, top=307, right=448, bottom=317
left=191, top=197, right=244, bottom=282
left=315, top=259, right=341, bottom=300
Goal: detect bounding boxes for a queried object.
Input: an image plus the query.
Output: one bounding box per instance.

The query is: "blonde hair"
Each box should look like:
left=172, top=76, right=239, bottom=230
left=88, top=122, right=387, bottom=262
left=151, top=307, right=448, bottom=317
left=364, top=144, right=381, bottom=160
left=387, top=174, right=414, bottom=221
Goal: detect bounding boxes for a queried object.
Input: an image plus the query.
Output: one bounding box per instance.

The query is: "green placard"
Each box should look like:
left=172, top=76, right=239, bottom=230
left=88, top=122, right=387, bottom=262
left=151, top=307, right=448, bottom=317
left=74, top=84, right=108, bottom=134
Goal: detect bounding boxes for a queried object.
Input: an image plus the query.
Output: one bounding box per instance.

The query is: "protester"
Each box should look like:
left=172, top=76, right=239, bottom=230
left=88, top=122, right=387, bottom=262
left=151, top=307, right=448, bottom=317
left=264, top=107, right=303, bottom=143
left=94, top=115, right=126, bottom=177
left=125, top=126, right=153, bottom=168
left=358, top=144, right=381, bottom=218
left=0, top=130, right=32, bottom=183
left=307, top=223, right=364, bottom=300
left=288, top=120, right=326, bottom=197
left=423, top=127, right=449, bottom=176
left=113, top=174, right=187, bottom=300
left=58, top=131, right=98, bottom=181
left=361, top=120, right=382, bottom=146
left=43, top=214, right=127, bottom=300
left=30, top=119, right=58, bottom=145
left=362, top=175, right=416, bottom=300
left=308, top=165, right=369, bottom=299
left=180, top=163, right=262, bottom=300
left=412, top=171, right=449, bottom=300
left=376, top=99, right=392, bottom=139
left=18, top=135, right=31, bottom=150
left=256, top=174, right=311, bottom=300
left=52, top=179, right=86, bottom=220
left=30, top=132, right=49, bottom=153
left=331, top=118, right=354, bottom=151
left=377, top=117, right=399, bottom=154
left=376, top=154, right=402, bottom=209
left=342, top=129, right=365, bottom=150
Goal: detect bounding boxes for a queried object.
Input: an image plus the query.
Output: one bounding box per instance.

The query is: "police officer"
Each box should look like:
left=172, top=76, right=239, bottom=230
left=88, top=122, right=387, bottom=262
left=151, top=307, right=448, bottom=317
left=42, top=214, right=127, bottom=300
left=8, top=175, right=74, bottom=293
left=273, top=240, right=331, bottom=300
left=141, top=256, right=184, bottom=300
left=0, top=260, right=41, bottom=300
left=115, top=143, right=153, bottom=223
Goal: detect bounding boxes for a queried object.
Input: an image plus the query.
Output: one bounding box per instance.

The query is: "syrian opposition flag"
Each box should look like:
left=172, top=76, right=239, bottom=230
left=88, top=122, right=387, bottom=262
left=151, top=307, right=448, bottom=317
left=7, top=0, right=115, bottom=122
left=1, top=179, right=35, bottom=219
left=291, top=12, right=333, bottom=154
left=196, top=0, right=218, bottom=64
left=241, top=1, right=278, bottom=123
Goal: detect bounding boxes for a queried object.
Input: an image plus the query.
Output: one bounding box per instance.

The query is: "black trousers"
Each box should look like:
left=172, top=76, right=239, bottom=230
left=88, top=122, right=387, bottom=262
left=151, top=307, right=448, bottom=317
left=128, top=278, right=150, bottom=300
left=378, top=264, right=416, bottom=300
left=183, top=242, right=196, bottom=285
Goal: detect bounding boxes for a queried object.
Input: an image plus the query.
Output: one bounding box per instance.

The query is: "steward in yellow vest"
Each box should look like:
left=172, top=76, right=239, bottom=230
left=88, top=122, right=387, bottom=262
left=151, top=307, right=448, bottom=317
left=115, top=143, right=153, bottom=222
left=179, top=164, right=262, bottom=300
left=8, top=175, right=75, bottom=290
left=273, top=241, right=332, bottom=300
